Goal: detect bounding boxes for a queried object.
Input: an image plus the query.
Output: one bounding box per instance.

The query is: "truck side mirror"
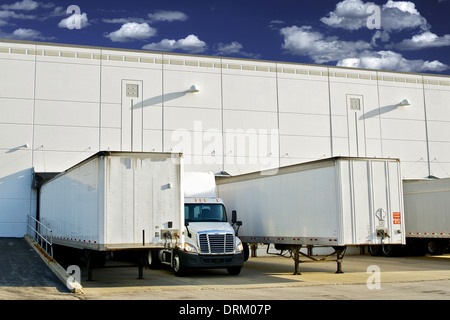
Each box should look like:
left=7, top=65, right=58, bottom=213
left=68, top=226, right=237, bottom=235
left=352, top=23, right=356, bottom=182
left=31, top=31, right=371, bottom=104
left=232, top=210, right=237, bottom=224
left=236, top=221, right=242, bottom=227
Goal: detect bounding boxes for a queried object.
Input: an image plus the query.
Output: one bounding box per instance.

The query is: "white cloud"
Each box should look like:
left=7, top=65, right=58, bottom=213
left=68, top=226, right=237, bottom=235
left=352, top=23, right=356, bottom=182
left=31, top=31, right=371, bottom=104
left=216, top=41, right=243, bottom=55
left=102, top=17, right=147, bottom=24
left=279, top=25, right=448, bottom=73
left=383, top=0, right=418, bottom=15
left=268, top=20, right=285, bottom=30
left=105, top=22, right=156, bottom=42
left=381, top=0, right=428, bottom=31
left=147, top=10, right=188, bottom=22
left=11, top=27, right=50, bottom=39
left=0, top=27, right=53, bottom=40
left=58, top=12, right=89, bottom=29
left=0, top=9, right=35, bottom=26
left=388, top=31, right=450, bottom=50
left=321, top=0, right=429, bottom=32
left=1, top=0, right=38, bottom=11
left=280, top=25, right=371, bottom=64
left=337, top=50, right=449, bottom=72
left=320, top=0, right=377, bottom=30
left=371, top=30, right=390, bottom=46
left=103, top=10, right=188, bottom=25
left=215, top=41, right=260, bottom=58
left=41, top=6, right=65, bottom=19
left=142, top=34, right=206, bottom=53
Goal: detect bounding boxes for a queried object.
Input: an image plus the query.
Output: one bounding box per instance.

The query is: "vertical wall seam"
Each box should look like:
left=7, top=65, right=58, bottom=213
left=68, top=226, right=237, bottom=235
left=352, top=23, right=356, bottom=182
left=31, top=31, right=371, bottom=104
left=422, top=75, right=431, bottom=177
left=161, top=54, right=165, bottom=152
left=220, top=58, right=225, bottom=172
left=30, top=43, right=38, bottom=217
left=327, top=67, right=334, bottom=157
left=99, top=49, right=102, bottom=151
left=376, top=71, right=383, bottom=157
left=275, top=63, right=281, bottom=168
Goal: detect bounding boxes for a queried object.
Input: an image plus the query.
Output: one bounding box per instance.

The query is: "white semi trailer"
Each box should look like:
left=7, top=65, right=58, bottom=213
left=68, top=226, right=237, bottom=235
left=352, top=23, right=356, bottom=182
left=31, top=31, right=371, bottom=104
left=402, top=178, right=450, bottom=255
left=37, top=152, right=244, bottom=279
left=37, top=151, right=184, bottom=279
left=216, top=157, right=406, bottom=274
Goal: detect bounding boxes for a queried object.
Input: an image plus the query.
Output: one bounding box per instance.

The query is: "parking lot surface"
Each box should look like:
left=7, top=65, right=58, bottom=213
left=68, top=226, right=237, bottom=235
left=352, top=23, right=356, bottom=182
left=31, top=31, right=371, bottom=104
left=1, top=238, right=449, bottom=301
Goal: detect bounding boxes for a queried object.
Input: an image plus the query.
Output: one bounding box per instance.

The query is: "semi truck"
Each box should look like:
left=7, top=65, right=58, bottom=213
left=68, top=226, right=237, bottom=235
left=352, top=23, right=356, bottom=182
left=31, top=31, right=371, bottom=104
left=216, top=157, right=406, bottom=274
left=36, top=151, right=244, bottom=279
left=150, top=172, right=245, bottom=276
left=402, top=178, right=450, bottom=255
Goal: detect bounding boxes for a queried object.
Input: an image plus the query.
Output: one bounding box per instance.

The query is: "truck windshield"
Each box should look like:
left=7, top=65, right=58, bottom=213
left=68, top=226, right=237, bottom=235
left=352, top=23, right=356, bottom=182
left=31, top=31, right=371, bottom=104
left=185, top=204, right=227, bottom=222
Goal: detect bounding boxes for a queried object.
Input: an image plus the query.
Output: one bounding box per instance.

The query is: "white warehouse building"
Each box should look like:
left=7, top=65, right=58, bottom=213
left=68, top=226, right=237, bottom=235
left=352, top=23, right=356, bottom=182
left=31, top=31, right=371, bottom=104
left=1, top=39, right=450, bottom=238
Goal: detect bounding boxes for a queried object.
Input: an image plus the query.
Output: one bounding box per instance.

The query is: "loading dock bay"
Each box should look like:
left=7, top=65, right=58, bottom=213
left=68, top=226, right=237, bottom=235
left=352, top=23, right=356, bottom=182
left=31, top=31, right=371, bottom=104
left=1, top=238, right=449, bottom=301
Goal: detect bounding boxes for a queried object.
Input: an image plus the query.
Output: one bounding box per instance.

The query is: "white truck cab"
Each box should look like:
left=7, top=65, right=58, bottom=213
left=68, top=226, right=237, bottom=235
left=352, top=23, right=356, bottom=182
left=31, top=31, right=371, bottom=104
left=151, top=172, right=244, bottom=276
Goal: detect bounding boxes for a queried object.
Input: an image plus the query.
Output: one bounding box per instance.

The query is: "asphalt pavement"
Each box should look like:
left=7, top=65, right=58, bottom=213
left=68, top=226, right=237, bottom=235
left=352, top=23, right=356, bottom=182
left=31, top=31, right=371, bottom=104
left=1, top=237, right=450, bottom=302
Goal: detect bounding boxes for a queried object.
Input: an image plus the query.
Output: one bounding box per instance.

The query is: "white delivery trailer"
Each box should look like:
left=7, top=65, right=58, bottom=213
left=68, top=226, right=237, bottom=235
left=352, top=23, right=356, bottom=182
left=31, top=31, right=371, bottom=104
left=38, top=151, right=184, bottom=279
left=403, top=178, right=450, bottom=255
left=216, top=157, right=406, bottom=274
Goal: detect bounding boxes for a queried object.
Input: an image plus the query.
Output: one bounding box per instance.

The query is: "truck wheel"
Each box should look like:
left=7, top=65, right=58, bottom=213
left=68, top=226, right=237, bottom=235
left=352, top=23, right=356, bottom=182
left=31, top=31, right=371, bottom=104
left=381, top=245, right=400, bottom=257
left=427, top=240, right=444, bottom=255
left=243, top=243, right=250, bottom=262
left=227, top=267, right=242, bottom=275
left=172, top=253, right=187, bottom=277
left=368, top=245, right=381, bottom=256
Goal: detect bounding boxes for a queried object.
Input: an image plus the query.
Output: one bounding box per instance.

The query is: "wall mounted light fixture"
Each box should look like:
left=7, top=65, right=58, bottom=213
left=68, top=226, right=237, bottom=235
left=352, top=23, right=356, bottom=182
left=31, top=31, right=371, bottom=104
left=400, top=99, right=411, bottom=107
left=189, top=85, right=199, bottom=93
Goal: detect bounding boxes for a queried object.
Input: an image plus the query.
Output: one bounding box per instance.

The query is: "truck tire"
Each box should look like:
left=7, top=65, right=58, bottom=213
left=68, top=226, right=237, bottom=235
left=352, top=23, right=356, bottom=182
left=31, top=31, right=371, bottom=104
left=427, top=240, right=444, bottom=255
left=381, top=244, right=400, bottom=257
left=368, top=245, right=381, bottom=256
left=243, top=243, right=250, bottom=262
left=403, top=238, right=424, bottom=256
left=172, top=253, right=187, bottom=277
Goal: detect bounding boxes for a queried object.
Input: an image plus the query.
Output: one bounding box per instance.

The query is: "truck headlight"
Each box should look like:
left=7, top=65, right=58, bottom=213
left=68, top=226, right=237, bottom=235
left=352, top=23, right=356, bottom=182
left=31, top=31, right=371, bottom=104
left=236, top=242, right=244, bottom=253
left=184, top=242, right=197, bottom=253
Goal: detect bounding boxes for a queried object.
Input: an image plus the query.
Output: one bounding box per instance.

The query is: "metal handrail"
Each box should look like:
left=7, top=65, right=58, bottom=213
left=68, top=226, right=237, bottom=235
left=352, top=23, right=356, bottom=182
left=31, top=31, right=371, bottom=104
left=27, top=215, right=53, bottom=258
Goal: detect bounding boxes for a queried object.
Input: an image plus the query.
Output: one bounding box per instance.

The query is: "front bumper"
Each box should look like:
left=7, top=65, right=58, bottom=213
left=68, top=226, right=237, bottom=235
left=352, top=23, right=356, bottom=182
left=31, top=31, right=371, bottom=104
left=178, top=251, right=244, bottom=269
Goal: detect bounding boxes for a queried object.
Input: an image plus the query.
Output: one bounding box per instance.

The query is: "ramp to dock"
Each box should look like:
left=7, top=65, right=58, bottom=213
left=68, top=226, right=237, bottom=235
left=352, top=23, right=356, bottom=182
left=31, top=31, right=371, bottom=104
left=0, top=237, right=72, bottom=298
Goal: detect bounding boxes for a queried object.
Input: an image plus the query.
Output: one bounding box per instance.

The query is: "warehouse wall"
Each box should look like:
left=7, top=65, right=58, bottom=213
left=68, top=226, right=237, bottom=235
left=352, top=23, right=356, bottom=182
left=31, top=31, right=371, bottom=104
left=1, top=40, right=449, bottom=237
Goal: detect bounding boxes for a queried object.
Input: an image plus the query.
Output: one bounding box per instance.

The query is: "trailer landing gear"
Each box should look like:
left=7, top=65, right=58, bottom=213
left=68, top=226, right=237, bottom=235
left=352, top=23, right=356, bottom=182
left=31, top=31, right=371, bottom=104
left=334, top=246, right=345, bottom=274
left=84, top=249, right=148, bottom=281
left=270, top=244, right=347, bottom=275
left=291, top=246, right=302, bottom=275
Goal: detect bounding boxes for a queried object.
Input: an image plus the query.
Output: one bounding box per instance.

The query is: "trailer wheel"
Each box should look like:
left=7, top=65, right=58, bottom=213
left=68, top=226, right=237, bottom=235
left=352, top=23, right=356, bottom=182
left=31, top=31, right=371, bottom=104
left=427, top=240, right=444, bottom=255
left=368, top=245, right=381, bottom=256
left=172, top=253, right=187, bottom=277
left=381, top=244, right=400, bottom=257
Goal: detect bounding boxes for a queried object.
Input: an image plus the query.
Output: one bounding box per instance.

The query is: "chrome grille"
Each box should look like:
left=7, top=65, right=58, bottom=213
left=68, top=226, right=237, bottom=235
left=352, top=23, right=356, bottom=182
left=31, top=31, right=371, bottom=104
left=198, top=233, right=234, bottom=254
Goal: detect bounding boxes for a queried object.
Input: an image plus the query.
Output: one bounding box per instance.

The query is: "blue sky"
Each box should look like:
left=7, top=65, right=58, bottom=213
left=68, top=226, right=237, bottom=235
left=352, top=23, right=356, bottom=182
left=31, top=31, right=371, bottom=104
left=1, top=0, right=449, bottom=74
